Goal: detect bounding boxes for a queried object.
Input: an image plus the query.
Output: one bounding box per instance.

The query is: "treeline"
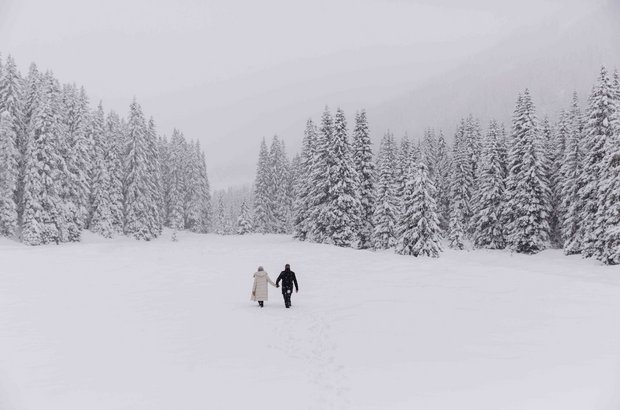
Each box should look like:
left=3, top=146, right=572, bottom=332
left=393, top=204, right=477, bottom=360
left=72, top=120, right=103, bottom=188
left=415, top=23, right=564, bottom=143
left=0, top=54, right=212, bottom=245
left=251, top=66, right=620, bottom=265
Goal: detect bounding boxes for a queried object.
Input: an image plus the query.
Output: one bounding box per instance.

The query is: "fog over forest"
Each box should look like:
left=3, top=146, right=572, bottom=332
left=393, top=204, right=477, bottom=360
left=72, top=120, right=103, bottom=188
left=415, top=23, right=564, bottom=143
left=0, top=0, right=616, bottom=189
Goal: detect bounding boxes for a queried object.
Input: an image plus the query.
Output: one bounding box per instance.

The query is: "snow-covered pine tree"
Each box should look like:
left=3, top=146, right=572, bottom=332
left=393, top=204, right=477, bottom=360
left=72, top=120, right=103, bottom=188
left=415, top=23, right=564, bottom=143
left=308, top=107, right=333, bottom=243
left=253, top=138, right=272, bottom=234
left=470, top=120, right=506, bottom=249
left=60, top=85, right=91, bottom=240
left=396, top=162, right=442, bottom=257
left=158, top=135, right=171, bottom=223
left=560, top=94, right=586, bottom=254
left=321, top=107, right=361, bottom=247
left=371, top=131, right=398, bottom=249
left=197, top=148, right=212, bottom=233
left=504, top=90, right=551, bottom=254
left=0, top=55, right=24, bottom=205
left=237, top=199, right=253, bottom=234
left=0, top=112, right=18, bottom=237
left=541, top=117, right=562, bottom=248
left=292, top=119, right=316, bottom=240
left=447, top=121, right=472, bottom=249
left=269, top=136, right=292, bottom=234
left=21, top=72, right=67, bottom=245
left=105, top=111, right=125, bottom=234
left=464, top=115, right=483, bottom=185
left=351, top=109, right=375, bottom=249
left=178, top=138, right=192, bottom=229
left=89, top=103, right=114, bottom=238
left=579, top=67, right=618, bottom=259
left=395, top=134, right=411, bottom=210
left=22, top=63, right=40, bottom=125
left=146, top=117, right=164, bottom=237
left=145, top=118, right=163, bottom=236
left=167, top=129, right=186, bottom=231
left=596, top=69, right=620, bottom=265
left=215, top=193, right=226, bottom=235
left=0, top=56, right=26, bottom=227
left=554, top=110, right=571, bottom=224
left=421, top=128, right=438, bottom=182
left=434, top=130, right=451, bottom=232
left=123, top=99, right=158, bottom=240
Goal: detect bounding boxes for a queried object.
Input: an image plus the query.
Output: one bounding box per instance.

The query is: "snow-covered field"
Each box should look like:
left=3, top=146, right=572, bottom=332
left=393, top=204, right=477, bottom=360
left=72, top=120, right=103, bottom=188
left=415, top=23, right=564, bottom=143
left=1, top=232, right=619, bottom=410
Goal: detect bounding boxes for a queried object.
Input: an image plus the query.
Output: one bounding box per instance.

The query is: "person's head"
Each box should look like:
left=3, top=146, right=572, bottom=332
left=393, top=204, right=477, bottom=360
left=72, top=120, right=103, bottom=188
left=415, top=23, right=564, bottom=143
left=285, top=264, right=290, bottom=271
left=258, top=266, right=264, bottom=272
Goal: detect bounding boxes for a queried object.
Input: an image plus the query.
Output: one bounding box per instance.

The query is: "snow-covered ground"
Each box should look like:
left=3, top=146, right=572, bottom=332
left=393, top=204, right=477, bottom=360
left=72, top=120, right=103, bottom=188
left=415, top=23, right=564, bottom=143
left=1, top=231, right=619, bottom=410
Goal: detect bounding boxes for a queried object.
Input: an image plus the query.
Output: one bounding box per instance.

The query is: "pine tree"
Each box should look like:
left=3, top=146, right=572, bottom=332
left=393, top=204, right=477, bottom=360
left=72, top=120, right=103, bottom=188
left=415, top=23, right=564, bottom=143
left=253, top=138, right=272, bottom=233
left=580, top=67, right=618, bottom=259
left=371, top=131, right=398, bottom=249
left=308, top=107, right=333, bottom=243
left=105, top=111, right=125, bottom=234
left=464, top=115, right=483, bottom=185
left=396, top=163, right=442, bottom=257
left=89, top=103, right=114, bottom=238
left=504, top=90, right=550, bottom=254
left=293, top=119, right=317, bottom=240
left=215, top=193, right=226, bottom=235
left=197, top=149, right=212, bottom=233
left=145, top=118, right=163, bottom=236
left=554, top=110, right=571, bottom=224
left=471, top=120, right=506, bottom=249
left=123, top=99, right=158, bottom=240
left=395, top=134, right=411, bottom=209
left=560, top=94, right=586, bottom=254
left=237, top=199, right=253, bottom=234
left=180, top=139, right=198, bottom=231
left=21, top=72, right=67, bottom=245
left=61, top=85, right=91, bottom=240
left=167, top=129, right=185, bottom=231
left=351, top=109, right=375, bottom=248
left=541, top=117, right=562, bottom=248
left=421, top=128, right=438, bottom=181
left=0, top=55, right=23, bottom=206
left=321, top=107, right=361, bottom=247
left=596, top=69, right=620, bottom=264
left=1, top=56, right=26, bottom=227
left=434, top=130, right=451, bottom=232
left=269, top=136, right=292, bottom=234
left=0, top=112, right=18, bottom=237
left=448, top=121, right=472, bottom=249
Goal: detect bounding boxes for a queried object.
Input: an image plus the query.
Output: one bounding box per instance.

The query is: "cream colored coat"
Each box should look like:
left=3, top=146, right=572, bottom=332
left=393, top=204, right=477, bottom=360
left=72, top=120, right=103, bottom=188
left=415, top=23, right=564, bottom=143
left=251, top=271, right=276, bottom=301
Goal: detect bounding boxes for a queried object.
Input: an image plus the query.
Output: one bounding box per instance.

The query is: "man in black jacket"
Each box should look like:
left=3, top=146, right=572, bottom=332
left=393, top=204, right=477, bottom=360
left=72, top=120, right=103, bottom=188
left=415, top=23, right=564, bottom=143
left=276, top=264, right=299, bottom=308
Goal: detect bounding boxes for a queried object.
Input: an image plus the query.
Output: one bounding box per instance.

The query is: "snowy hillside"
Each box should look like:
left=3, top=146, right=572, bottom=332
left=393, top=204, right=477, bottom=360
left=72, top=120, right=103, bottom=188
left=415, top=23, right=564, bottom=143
left=1, top=232, right=619, bottom=410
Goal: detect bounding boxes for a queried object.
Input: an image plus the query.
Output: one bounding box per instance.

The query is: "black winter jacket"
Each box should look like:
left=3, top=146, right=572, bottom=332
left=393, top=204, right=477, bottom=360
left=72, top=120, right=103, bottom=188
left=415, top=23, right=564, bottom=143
left=276, top=269, right=299, bottom=292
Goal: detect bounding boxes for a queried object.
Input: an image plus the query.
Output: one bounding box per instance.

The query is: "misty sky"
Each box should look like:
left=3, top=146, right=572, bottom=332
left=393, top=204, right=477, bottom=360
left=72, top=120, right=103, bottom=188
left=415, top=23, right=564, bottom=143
left=0, top=0, right=607, bottom=189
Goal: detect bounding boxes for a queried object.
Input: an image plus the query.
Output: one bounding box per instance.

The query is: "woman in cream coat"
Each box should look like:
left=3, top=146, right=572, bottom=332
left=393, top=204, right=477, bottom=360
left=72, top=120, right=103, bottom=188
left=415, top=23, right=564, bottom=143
left=251, top=266, right=276, bottom=308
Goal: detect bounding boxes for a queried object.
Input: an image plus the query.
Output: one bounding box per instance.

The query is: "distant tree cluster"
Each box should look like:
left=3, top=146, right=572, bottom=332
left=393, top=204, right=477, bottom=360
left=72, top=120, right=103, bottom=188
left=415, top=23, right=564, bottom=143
left=252, top=135, right=294, bottom=234
left=252, top=66, right=620, bottom=264
left=211, top=185, right=253, bottom=235
left=0, top=54, right=212, bottom=245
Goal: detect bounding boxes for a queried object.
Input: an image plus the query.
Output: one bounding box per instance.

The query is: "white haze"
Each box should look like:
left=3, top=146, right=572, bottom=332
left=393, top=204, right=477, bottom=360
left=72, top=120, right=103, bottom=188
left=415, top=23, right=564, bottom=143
left=0, top=0, right=609, bottom=189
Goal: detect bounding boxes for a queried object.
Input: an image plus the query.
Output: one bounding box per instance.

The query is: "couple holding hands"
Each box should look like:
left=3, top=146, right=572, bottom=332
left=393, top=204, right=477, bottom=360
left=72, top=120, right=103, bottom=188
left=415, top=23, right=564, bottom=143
left=251, top=264, right=299, bottom=308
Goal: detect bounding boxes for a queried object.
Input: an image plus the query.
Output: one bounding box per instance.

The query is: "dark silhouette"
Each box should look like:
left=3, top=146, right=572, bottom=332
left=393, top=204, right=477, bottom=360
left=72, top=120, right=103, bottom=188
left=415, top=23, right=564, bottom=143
left=276, top=264, right=299, bottom=308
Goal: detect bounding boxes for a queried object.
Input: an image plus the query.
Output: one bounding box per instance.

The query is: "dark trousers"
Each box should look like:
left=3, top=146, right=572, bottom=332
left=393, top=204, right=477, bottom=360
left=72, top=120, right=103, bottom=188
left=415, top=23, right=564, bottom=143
left=282, top=288, right=293, bottom=308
